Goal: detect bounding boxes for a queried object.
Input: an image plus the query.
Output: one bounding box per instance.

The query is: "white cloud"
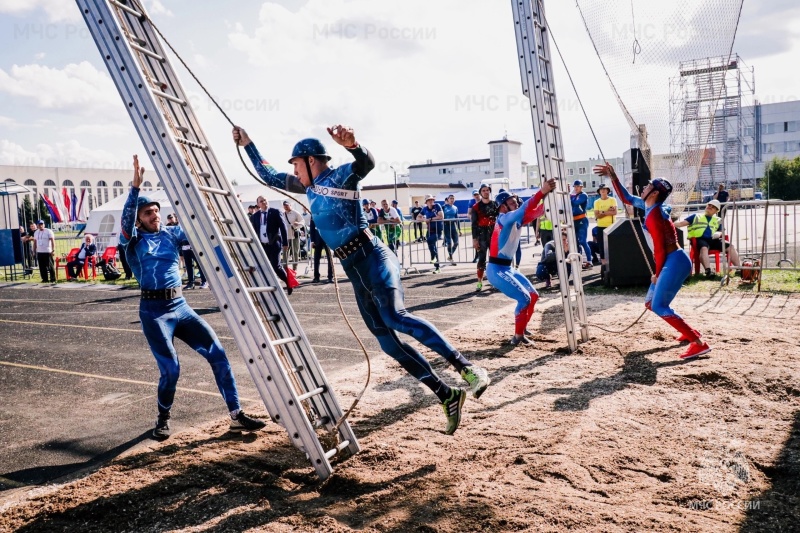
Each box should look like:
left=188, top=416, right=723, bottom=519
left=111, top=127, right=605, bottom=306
left=0, top=138, right=122, bottom=168
left=0, top=61, right=120, bottom=115
left=0, top=0, right=80, bottom=22
left=146, top=0, right=173, bottom=18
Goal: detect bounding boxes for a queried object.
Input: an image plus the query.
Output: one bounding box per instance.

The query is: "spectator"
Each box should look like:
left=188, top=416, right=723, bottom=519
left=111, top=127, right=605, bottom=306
left=22, top=222, right=37, bottom=270
left=247, top=204, right=258, bottom=217
left=121, top=154, right=266, bottom=439
left=410, top=200, right=423, bottom=242
left=467, top=190, right=481, bottom=262
left=117, top=243, right=133, bottom=280
left=417, top=195, right=444, bottom=273
left=301, top=206, right=313, bottom=255
left=536, top=230, right=571, bottom=289
left=181, top=239, right=208, bottom=290
left=487, top=183, right=556, bottom=346
left=536, top=209, right=554, bottom=247
left=592, top=183, right=617, bottom=264
left=471, top=184, right=498, bottom=291
left=713, top=183, right=730, bottom=219
left=282, top=200, right=305, bottom=271
left=442, top=194, right=460, bottom=265
left=378, top=199, right=402, bottom=254
left=67, top=234, right=97, bottom=279
left=251, top=196, right=292, bottom=294
left=309, top=217, right=334, bottom=283
left=570, top=179, right=593, bottom=269
left=674, top=199, right=740, bottom=278
left=165, top=213, right=179, bottom=227
left=33, top=220, right=55, bottom=283
left=234, top=123, right=490, bottom=435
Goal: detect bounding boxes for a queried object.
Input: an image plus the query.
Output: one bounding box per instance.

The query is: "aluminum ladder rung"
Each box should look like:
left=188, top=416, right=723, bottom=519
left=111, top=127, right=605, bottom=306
left=271, top=336, right=301, bottom=347
left=325, top=440, right=351, bottom=460
left=174, top=137, right=208, bottom=150
left=550, top=156, right=564, bottom=162
left=130, top=42, right=164, bottom=62
left=547, top=122, right=559, bottom=129
left=221, top=235, right=253, bottom=244
left=217, top=218, right=234, bottom=225
left=290, top=364, right=305, bottom=373
left=176, top=125, right=190, bottom=133
left=110, top=0, right=142, bottom=18
left=246, top=286, right=277, bottom=294
left=197, top=185, right=230, bottom=196
left=297, top=386, right=326, bottom=403
left=538, top=54, right=550, bottom=63
left=125, top=32, right=145, bottom=46
left=152, top=88, right=186, bottom=106
left=196, top=171, right=210, bottom=178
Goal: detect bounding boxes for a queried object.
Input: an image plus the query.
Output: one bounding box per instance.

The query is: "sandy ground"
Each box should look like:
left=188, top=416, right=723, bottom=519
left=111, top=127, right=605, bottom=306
left=1, top=290, right=799, bottom=533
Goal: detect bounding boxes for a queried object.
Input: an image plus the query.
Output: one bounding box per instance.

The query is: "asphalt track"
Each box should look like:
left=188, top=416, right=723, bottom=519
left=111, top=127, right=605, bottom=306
left=0, top=265, right=528, bottom=492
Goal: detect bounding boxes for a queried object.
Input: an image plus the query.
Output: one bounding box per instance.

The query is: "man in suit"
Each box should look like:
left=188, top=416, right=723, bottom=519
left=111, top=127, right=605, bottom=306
left=250, top=196, right=292, bottom=294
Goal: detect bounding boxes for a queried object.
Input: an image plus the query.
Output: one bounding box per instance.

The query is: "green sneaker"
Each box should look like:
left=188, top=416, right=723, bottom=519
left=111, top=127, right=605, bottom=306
left=476, top=280, right=483, bottom=291
left=442, top=388, right=466, bottom=435
left=460, top=365, right=490, bottom=399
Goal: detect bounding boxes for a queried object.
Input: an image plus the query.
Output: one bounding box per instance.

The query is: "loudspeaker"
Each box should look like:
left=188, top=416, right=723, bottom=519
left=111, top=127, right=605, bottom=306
left=630, top=148, right=650, bottom=219
left=603, top=219, right=653, bottom=287
left=0, top=229, right=23, bottom=267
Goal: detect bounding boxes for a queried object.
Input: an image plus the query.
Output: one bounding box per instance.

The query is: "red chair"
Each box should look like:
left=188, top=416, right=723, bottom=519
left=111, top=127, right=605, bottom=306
left=690, top=237, right=721, bottom=275
left=55, top=248, right=80, bottom=280
left=101, top=246, right=118, bottom=267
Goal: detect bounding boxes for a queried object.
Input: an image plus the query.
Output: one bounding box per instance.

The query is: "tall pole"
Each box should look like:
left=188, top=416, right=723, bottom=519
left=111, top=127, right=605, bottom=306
left=390, top=165, right=398, bottom=203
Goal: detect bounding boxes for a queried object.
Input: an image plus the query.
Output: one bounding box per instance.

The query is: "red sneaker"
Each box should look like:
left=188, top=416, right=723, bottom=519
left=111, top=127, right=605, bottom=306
left=680, top=342, right=711, bottom=360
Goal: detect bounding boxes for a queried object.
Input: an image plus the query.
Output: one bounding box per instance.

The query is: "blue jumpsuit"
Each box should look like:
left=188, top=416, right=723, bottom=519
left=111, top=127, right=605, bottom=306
left=243, top=143, right=471, bottom=402
left=120, top=188, right=240, bottom=415
left=487, top=191, right=545, bottom=336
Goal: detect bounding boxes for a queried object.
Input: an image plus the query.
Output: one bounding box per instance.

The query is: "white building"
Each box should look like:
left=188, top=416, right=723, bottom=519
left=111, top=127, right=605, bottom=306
left=526, top=156, right=625, bottom=193
left=0, top=165, right=156, bottom=212
left=748, top=100, right=800, bottom=179
left=407, top=137, right=528, bottom=190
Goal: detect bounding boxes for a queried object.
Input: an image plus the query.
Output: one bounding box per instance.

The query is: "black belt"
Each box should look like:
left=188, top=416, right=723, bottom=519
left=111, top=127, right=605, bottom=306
left=141, top=287, right=183, bottom=300
left=488, top=256, right=513, bottom=266
left=333, top=229, right=374, bottom=260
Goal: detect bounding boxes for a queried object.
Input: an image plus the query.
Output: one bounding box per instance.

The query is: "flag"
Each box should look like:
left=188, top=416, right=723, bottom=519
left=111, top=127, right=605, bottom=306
left=41, top=193, right=61, bottom=223
left=76, top=189, right=89, bottom=222
left=62, top=188, right=72, bottom=222
left=71, top=191, right=78, bottom=222
left=50, top=191, right=66, bottom=223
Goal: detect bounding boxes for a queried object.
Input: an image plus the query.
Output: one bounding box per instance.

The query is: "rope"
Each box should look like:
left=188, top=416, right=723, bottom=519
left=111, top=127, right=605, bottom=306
left=630, top=0, right=641, bottom=64
left=143, top=11, right=370, bottom=435
left=539, top=4, right=655, bottom=334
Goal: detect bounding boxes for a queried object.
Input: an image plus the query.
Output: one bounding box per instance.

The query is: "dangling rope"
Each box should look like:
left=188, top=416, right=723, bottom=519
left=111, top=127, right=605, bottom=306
left=145, top=15, right=370, bottom=433
left=630, top=0, right=642, bottom=64
left=539, top=2, right=653, bottom=333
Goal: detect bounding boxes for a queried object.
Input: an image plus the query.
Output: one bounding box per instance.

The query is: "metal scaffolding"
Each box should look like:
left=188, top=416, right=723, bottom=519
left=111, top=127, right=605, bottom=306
left=669, top=55, right=756, bottom=201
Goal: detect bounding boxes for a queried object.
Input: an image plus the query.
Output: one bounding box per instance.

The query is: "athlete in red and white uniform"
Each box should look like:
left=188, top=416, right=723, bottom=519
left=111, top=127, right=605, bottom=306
left=594, top=163, right=711, bottom=360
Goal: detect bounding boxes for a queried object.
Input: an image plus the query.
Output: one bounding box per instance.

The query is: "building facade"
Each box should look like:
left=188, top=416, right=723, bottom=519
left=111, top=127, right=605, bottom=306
left=407, top=137, right=528, bottom=190
left=0, top=165, right=160, bottom=215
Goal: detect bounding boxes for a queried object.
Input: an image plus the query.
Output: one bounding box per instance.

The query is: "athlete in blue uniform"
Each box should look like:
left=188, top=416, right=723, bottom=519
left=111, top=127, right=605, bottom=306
left=487, top=181, right=556, bottom=346
left=233, top=125, right=490, bottom=434
left=120, top=155, right=266, bottom=439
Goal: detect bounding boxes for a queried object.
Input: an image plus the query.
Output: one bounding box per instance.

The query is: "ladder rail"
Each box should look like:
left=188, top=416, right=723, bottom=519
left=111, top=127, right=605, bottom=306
left=113, top=0, right=356, bottom=436
left=512, top=0, right=590, bottom=350
left=78, top=0, right=360, bottom=479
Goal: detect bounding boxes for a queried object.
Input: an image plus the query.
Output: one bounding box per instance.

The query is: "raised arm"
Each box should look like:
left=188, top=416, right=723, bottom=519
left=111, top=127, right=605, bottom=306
left=120, top=155, right=145, bottom=242
left=594, top=163, right=644, bottom=211
left=327, top=124, right=375, bottom=179
left=233, top=126, right=305, bottom=193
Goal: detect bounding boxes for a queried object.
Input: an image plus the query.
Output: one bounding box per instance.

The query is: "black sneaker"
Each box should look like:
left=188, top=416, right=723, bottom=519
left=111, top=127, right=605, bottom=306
left=230, top=411, right=267, bottom=432
left=153, top=413, right=171, bottom=440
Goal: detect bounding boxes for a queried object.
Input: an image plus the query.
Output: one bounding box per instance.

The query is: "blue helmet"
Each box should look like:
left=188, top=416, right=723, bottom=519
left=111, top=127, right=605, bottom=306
left=651, top=178, right=673, bottom=199
left=136, top=195, right=160, bottom=214
left=495, top=191, right=513, bottom=206
left=288, top=138, right=331, bottom=163
left=471, top=189, right=479, bottom=195
left=573, top=179, right=584, bottom=187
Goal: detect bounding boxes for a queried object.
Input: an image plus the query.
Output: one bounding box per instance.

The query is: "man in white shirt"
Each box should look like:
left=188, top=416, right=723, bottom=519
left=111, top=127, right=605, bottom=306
left=378, top=199, right=402, bottom=254
left=282, top=200, right=305, bottom=271
left=33, top=220, right=56, bottom=283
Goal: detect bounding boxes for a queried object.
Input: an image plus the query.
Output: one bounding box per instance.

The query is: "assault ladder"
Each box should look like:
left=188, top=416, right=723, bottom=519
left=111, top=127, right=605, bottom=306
left=511, top=0, right=589, bottom=351
left=77, top=0, right=360, bottom=479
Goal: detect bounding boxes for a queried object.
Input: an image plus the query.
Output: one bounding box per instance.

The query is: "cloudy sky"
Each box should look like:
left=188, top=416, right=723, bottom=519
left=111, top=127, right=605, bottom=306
left=0, top=0, right=798, bottom=186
